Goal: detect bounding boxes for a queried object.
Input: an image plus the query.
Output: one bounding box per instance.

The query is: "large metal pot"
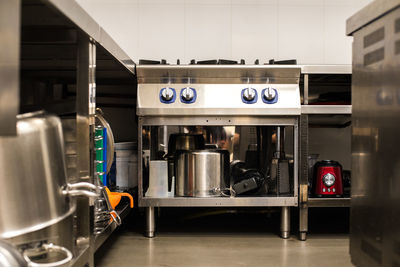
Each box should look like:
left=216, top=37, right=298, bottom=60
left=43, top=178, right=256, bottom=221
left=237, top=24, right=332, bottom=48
left=166, top=133, right=205, bottom=191
left=175, top=150, right=229, bottom=197
left=0, top=111, right=99, bottom=240
left=167, top=133, right=205, bottom=154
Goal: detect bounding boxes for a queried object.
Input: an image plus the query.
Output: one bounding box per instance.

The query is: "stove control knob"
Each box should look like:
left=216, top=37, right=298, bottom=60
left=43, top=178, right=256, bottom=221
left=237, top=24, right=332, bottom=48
left=161, top=87, right=174, bottom=102
left=263, top=87, right=277, bottom=101
left=242, top=88, right=256, bottom=102
left=181, top=87, right=195, bottom=102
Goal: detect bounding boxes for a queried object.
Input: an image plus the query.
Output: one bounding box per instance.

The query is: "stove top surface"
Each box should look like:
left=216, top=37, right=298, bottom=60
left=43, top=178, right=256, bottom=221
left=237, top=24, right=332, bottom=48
left=138, top=59, right=297, bottom=65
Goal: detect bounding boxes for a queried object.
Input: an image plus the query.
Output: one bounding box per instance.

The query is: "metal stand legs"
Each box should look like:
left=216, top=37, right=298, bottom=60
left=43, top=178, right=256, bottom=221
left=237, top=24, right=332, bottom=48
left=299, top=204, right=308, bottom=241
left=145, top=207, right=155, bottom=238
left=280, top=206, right=290, bottom=239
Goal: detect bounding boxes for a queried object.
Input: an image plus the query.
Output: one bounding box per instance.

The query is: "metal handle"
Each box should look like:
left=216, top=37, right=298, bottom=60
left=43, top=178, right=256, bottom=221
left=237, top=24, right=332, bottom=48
left=65, top=189, right=99, bottom=198
left=110, top=210, right=122, bottom=226
left=23, top=243, right=73, bottom=267
left=67, top=182, right=100, bottom=191
left=63, top=182, right=101, bottom=198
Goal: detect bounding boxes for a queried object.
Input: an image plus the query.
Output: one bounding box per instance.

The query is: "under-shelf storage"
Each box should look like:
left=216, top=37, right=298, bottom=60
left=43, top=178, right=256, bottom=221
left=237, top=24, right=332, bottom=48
left=298, top=65, right=352, bottom=241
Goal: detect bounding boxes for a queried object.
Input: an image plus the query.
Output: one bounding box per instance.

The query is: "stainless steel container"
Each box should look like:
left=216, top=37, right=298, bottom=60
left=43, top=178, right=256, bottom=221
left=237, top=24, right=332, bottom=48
left=168, top=133, right=205, bottom=154
left=175, top=150, right=227, bottom=197
left=0, top=111, right=98, bottom=239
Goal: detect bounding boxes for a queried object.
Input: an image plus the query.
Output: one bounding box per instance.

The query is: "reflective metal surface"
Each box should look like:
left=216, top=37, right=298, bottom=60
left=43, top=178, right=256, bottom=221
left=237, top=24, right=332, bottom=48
left=0, top=0, right=19, bottom=136
left=138, top=83, right=301, bottom=116
left=140, top=196, right=297, bottom=207
left=346, top=0, right=400, bottom=35
left=138, top=116, right=299, bottom=208
left=175, top=150, right=225, bottom=197
left=300, top=65, right=352, bottom=74
left=145, top=207, right=155, bottom=238
left=280, top=207, right=290, bottom=239
left=348, top=3, right=400, bottom=267
left=0, top=240, right=27, bottom=267
left=42, top=0, right=135, bottom=75
left=137, top=65, right=300, bottom=84
left=0, top=112, right=99, bottom=241
left=301, top=105, right=352, bottom=115
left=137, top=65, right=301, bottom=116
left=0, top=112, right=72, bottom=239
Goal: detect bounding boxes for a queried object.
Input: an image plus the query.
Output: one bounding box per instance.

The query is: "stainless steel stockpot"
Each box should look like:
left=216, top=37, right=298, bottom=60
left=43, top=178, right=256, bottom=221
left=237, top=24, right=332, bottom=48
left=175, top=150, right=228, bottom=197
left=0, top=111, right=99, bottom=240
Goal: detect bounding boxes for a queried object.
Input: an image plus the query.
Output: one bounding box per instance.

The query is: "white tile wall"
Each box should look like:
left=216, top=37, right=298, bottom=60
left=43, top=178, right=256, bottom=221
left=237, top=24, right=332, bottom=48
left=231, top=2, right=278, bottom=63
left=184, top=3, right=232, bottom=62
left=138, top=3, right=185, bottom=63
left=76, top=0, right=373, bottom=64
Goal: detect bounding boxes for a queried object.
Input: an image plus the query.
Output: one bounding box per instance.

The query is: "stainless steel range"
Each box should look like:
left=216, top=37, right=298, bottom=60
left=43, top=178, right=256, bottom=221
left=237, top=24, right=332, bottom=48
left=136, top=60, right=301, bottom=238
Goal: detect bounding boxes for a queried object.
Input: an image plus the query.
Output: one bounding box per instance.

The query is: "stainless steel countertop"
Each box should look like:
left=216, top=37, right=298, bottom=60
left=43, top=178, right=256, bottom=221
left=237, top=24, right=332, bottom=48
left=41, top=0, right=135, bottom=75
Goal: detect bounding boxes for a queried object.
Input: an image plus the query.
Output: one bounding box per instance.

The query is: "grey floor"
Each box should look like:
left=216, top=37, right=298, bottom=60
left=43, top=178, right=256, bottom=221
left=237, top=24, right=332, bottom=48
left=95, top=207, right=352, bottom=267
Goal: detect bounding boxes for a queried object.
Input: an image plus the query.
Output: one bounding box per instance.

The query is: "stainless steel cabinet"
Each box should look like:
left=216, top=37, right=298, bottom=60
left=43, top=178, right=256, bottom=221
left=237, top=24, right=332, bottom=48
left=347, top=1, right=400, bottom=266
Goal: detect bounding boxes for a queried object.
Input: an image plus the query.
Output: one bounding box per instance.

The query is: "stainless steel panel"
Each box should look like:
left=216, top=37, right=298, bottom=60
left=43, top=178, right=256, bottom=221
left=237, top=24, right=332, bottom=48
left=307, top=198, right=351, bottom=207
left=300, top=65, right=352, bottom=74
left=139, top=116, right=297, bottom=126
left=301, top=105, right=352, bottom=114
left=42, top=0, right=135, bottom=75
left=137, top=65, right=300, bottom=84
left=140, top=196, right=298, bottom=207
left=76, top=33, right=95, bottom=184
left=137, top=84, right=301, bottom=116
left=346, top=0, right=400, bottom=35
left=0, top=0, right=19, bottom=136
left=75, top=33, right=95, bottom=266
left=348, top=4, right=400, bottom=267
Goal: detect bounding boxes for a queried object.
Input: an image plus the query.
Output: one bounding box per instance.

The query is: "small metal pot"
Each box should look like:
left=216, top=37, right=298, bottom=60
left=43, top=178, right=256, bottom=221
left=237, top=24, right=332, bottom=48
left=175, top=150, right=229, bottom=197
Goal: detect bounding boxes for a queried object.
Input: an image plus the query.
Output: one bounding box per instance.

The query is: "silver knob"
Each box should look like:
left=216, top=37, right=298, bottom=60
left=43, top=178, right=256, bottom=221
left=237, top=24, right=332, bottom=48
left=181, top=87, right=194, bottom=101
left=161, top=87, right=174, bottom=101
left=243, top=88, right=256, bottom=101
left=263, top=87, right=277, bottom=101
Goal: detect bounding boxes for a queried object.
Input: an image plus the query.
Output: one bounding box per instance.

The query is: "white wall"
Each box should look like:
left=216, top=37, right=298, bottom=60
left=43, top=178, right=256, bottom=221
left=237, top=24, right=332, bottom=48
left=76, top=0, right=371, bottom=64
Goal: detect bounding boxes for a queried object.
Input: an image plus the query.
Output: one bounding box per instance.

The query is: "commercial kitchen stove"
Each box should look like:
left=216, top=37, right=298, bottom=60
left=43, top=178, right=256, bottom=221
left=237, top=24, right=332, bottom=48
left=136, top=60, right=301, bottom=238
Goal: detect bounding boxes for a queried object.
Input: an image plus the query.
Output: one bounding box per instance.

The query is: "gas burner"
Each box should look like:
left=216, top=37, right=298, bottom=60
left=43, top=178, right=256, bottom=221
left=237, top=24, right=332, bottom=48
left=190, top=59, right=246, bottom=65
left=139, top=58, right=297, bottom=65
left=267, top=59, right=297, bottom=65
left=138, top=59, right=168, bottom=65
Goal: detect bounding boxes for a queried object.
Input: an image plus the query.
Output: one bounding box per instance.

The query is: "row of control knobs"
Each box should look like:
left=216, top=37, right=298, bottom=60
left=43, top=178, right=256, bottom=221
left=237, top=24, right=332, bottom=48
left=160, top=87, right=278, bottom=103
left=161, top=87, right=196, bottom=103
left=242, top=87, right=278, bottom=103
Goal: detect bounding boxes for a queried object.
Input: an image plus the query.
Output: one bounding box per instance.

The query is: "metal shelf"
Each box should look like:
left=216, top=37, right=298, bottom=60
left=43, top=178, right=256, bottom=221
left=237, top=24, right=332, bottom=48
left=40, top=0, right=135, bottom=75
left=140, top=196, right=298, bottom=207
left=301, top=105, right=352, bottom=115
left=300, top=65, right=352, bottom=74
left=308, top=197, right=351, bottom=207
left=94, top=202, right=131, bottom=252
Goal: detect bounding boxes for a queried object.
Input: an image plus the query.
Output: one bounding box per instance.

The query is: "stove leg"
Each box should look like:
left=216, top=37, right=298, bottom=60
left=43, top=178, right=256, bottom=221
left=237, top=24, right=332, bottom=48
left=299, top=204, right=308, bottom=241
left=299, top=232, right=307, bottom=241
left=145, top=206, right=155, bottom=238
left=280, top=206, right=290, bottom=239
